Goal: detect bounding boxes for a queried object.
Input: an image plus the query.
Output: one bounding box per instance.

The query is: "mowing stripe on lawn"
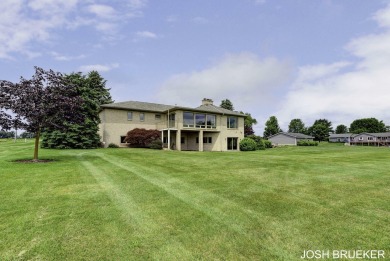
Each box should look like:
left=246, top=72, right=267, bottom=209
left=94, top=152, right=272, bottom=237
left=81, top=160, right=158, bottom=233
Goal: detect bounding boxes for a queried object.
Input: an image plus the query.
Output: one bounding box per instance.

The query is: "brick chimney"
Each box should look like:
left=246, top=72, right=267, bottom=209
left=202, top=98, right=213, bottom=106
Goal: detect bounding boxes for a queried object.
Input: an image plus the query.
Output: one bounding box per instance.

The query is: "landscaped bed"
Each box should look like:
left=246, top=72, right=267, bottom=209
left=0, top=140, right=389, bottom=260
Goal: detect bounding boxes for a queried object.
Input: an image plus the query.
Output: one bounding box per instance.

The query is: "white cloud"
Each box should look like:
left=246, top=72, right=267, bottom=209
left=0, top=0, right=147, bottom=59
left=87, top=4, right=117, bottom=19
left=156, top=52, right=292, bottom=109
left=78, top=63, right=119, bottom=72
left=275, top=3, right=390, bottom=129
left=50, top=52, right=85, bottom=61
left=135, top=31, right=158, bottom=39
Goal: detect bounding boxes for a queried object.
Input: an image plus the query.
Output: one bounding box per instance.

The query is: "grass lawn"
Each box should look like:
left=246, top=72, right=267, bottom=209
left=0, top=140, right=389, bottom=260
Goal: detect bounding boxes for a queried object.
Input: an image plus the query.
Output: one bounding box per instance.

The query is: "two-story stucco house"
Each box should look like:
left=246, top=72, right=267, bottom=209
left=98, top=98, right=245, bottom=151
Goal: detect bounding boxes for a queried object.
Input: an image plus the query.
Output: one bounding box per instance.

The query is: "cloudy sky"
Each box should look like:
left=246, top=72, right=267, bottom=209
left=1, top=0, right=390, bottom=134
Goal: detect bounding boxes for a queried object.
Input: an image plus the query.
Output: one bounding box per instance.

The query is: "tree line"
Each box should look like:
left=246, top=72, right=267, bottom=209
left=0, top=67, right=112, bottom=161
left=219, top=99, right=388, bottom=142
left=263, top=116, right=388, bottom=141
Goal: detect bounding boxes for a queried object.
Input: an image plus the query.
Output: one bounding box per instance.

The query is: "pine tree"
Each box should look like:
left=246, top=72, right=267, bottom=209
left=42, top=71, right=113, bottom=149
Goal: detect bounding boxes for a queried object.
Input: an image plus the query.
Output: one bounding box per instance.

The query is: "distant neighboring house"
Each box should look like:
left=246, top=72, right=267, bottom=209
left=329, top=133, right=354, bottom=143
left=98, top=98, right=245, bottom=151
left=268, top=132, right=314, bottom=146
left=350, top=132, right=390, bottom=146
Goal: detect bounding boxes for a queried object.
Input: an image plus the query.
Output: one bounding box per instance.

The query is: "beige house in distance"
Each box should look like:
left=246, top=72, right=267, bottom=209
left=99, top=98, right=245, bottom=151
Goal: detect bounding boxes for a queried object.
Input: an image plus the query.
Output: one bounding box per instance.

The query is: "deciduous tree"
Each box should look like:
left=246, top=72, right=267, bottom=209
left=263, top=116, right=282, bottom=138
left=335, top=124, right=348, bottom=134
left=220, top=99, right=234, bottom=111
left=288, top=119, right=306, bottom=133
left=243, top=112, right=257, bottom=136
left=0, top=67, right=83, bottom=161
left=308, top=119, right=333, bottom=141
left=349, top=118, right=386, bottom=133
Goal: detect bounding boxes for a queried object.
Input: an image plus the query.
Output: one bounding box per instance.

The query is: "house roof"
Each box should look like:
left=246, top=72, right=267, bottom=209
left=268, top=132, right=314, bottom=139
left=353, top=132, right=390, bottom=137
left=329, top=133, right=354, bottom=138
left=101, top=100, right=245, bottom=116
left=101, top=101, right=175, bottom=112
left=194, top=104, right=244, bottom=116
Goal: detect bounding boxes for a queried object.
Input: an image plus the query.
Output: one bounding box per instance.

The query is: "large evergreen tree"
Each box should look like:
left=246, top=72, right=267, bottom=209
left=0, top=67, right=83, bottom=161
left=42, top=71, right=113, bottom=149
left=288, top=119, right=306, bottom=133
left=263, top=116, right=281, bottom=138
left=349, top=118, right=386, bottom=134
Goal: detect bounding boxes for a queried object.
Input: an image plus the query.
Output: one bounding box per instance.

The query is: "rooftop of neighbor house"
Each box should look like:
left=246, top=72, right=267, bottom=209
left=101, top=98, right=245, bottom=116
left=330, top=132, right=390, bottom=138
left=269, top=132, right=314, bottom=139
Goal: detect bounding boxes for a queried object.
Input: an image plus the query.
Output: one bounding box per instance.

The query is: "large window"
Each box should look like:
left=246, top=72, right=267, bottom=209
left=206, top=115, right=216, bottom=128
left=227, top=117, right=238, bottom=128
left=183, top=112, right=216, bottom=128
left=183, top=112, right=194, bottom=127
left=195, top=114, right=206, bottom=128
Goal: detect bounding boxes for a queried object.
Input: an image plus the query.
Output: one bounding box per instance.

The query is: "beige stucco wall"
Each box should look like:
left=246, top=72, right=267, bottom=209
left=99, top=109, right=167, bottom=147
left=99, top=108, right=245, bottom=151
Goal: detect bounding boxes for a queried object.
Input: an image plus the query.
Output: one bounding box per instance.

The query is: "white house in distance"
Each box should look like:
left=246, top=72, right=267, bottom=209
left=98, top=98, right=245, bottom=151
left=268, top=132, right=314, bottom=146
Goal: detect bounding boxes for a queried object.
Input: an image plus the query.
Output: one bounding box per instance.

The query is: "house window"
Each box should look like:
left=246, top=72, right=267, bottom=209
left=183, top=112, right=194, bottom=127
left=358, top=137, right=364, bottom=141
left=181, top=137, right=185, bottom=144
left=127, top=112, right=133, bottom=121
left=155, top=114, right=161, bottom=120
left=195, top=114, right=206, bottom=128
left=206, top=115, right=216, bottom=128
left=203, top=137, right=212, bottom=143
left=367, top=137, right=374, bottom=141
left=196, top=137, right=199, bottom=144
left=169, top=113, right=175, bottom=128
left=140, top=113, right=145, bottom=121
left=120, top=136, right=127, bottom=143
left=227, top=117, right=238, bottom=128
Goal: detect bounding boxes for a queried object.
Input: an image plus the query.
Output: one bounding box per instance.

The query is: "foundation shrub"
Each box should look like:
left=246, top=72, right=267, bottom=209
left=124, top=128, right=161, bottom=148
left=239, top=137, right=257, bottom=151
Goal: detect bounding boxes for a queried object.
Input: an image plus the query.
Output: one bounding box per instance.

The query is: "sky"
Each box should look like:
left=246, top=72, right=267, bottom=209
left=1, top=0, right=390, bottom=134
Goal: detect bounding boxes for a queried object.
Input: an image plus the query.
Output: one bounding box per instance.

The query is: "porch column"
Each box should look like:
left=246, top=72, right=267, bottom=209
left=176, top=130, right=181, bottom=151
left=161, top=130, right=164, bottom=149
left=168, top=129, right=171, bottom=150
left=199, top=130, right=204, bottom=151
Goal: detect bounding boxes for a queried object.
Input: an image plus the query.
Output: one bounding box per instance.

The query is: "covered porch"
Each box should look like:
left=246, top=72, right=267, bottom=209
left=161, top=129, right=220, bottom=151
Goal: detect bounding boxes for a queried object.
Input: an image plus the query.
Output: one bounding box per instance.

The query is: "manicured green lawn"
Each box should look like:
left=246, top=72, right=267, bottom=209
left=0, top=140, right=389, bottom=260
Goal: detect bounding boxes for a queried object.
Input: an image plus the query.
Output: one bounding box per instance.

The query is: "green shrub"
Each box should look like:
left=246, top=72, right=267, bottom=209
left=149, top=139, right=163, bottom=150
left=239, top=138, right=257, bottom=151
left=297, top=140, right=319, bottom=146
left=107, top=143, right=119, bottom=148
left=246, top=135, right=265, bottom=150
left=263, top=140, right=273, bottom=148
